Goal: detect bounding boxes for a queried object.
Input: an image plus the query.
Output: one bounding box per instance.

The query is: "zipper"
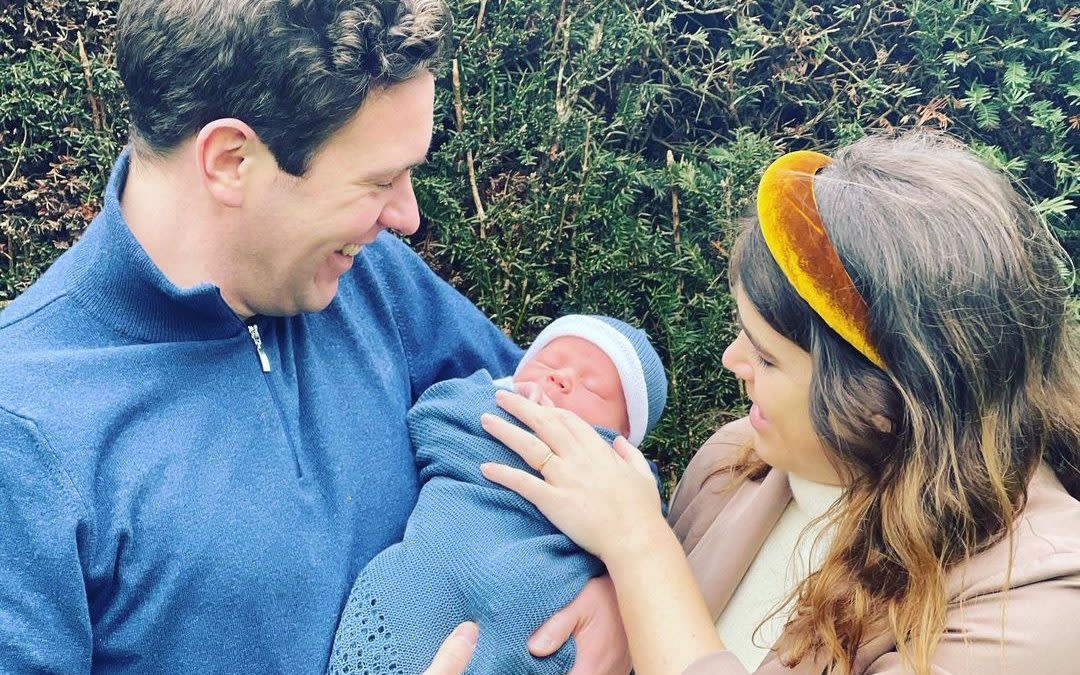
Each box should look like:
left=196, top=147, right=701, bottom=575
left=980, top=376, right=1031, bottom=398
left=247, top=324, right=272, bottom=373
left=243, top=319, right=302, bottom=478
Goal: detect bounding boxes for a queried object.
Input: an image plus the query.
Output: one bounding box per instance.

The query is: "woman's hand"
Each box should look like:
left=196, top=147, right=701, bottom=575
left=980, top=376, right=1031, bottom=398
left=421, top=622, right=479, bottom=675
left=479, top=390, right=669, bottom=564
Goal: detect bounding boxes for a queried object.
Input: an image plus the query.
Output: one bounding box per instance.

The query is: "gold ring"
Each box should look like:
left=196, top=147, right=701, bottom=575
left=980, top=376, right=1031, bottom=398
left=538, top=450, right=555, bottom=472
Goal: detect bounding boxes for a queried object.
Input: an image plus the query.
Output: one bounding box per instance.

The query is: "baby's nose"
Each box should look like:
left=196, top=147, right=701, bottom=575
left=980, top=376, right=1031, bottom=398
left=547, top=369, right=574, bottom=392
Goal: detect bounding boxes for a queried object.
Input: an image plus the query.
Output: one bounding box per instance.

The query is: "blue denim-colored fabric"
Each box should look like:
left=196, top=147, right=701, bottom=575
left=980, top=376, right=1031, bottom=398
left=0, top=150, right=522, bottom=674
left=329, top=370, right=611, bottom=674
left=329, top=369, right=674, bottom=675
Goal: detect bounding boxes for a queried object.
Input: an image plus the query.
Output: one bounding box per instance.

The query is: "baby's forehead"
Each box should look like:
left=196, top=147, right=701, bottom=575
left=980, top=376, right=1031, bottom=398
left=535, top=335, right=601, bottom=360
left=536, top=336, right=585, bottom=354
left=532, top=336, right=630, bottom=375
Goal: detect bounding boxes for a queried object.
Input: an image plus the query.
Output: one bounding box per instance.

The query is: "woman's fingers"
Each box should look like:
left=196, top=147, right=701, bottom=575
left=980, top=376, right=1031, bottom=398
left=493, top=390, right=584, bottom=453
left=613, top=436, right=654, bottom=479
left=494, top=390, right=612, bottom=459
left=480, top=413, right=560, bottom=474
left=480, top=462, right=556, bottom=510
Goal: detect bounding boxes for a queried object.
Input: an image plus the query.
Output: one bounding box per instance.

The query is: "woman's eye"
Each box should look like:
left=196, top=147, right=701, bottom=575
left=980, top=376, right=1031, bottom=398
left=754, top=352, right=774, bottom=369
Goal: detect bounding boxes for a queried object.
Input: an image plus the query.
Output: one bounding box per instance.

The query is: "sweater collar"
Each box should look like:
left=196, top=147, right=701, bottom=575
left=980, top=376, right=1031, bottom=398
left=69, top=149, right=247, bottom=342
left=787, top=472, right=843, bottom=519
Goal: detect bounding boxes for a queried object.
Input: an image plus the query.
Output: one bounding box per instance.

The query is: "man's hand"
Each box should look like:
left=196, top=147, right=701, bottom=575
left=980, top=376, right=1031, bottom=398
left=422, top=622, right=479, bottom=675
left=528, top=576, right=631, bottom=675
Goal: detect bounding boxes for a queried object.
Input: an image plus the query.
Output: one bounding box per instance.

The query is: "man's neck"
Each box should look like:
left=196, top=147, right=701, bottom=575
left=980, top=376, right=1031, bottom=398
left=120, top=148, right=226, bottom=293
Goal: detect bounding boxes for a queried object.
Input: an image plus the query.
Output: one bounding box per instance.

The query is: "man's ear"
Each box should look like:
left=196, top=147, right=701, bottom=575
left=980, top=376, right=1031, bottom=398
left=194, top=119, right=270, bottom=208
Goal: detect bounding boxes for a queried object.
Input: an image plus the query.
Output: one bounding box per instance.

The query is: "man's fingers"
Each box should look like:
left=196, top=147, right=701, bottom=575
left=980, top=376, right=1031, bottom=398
left=528, top=599, right=577, bottom=657
left=422, top=622, right=479, bottom=675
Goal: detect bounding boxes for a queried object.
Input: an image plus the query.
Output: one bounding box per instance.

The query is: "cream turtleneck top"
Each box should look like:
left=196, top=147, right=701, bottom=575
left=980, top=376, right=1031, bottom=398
left=714, top=473, right=844, bottom=670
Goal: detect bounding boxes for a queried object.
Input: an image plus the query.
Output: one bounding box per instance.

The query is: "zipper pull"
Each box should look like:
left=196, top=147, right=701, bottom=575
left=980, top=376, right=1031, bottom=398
left=247, top=324, right=272, bottom=373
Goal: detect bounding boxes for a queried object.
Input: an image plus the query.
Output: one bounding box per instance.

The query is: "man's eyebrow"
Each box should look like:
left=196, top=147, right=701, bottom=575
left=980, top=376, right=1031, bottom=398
left=734, top=312, right=779, bottom=363
left=362, top=158, right=428, bottom=179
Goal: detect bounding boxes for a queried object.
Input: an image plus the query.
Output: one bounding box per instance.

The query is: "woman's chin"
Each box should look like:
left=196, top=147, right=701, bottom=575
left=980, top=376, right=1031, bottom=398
left=748, top=432, right=780, bottom=469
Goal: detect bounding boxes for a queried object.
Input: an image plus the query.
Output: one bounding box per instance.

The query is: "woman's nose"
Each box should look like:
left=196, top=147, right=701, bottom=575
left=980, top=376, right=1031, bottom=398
left=722, top=335, right=754, bottom=382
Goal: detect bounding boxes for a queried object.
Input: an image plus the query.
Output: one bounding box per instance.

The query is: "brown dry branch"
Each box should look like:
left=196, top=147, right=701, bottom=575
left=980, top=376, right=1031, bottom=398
left=474, top=0, right=487, bottom=36
left=451, top=59, right=486, bottom=231
left=668, top=150, right=681, bottom=254
left=1, top=128, right=30, bottom=192
left=76, top=31, right=104, bottom=132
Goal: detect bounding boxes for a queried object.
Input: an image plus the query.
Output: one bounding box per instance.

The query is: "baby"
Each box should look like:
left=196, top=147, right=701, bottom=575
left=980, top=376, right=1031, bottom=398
left=327, top=315, right=667, bottom=675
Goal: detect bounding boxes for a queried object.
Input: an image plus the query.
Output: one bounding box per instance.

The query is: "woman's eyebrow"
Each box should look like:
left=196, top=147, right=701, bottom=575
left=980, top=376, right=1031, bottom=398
left=735, top=313, right=780, bottom=363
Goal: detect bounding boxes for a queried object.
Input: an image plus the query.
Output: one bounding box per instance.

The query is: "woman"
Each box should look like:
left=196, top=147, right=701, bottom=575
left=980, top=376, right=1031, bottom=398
left=479, top=131, right=1080, bottom=674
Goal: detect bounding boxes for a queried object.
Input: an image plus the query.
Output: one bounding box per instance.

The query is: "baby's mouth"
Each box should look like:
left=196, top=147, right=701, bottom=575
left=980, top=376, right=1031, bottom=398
left=338, top=243, right=362, bottom=257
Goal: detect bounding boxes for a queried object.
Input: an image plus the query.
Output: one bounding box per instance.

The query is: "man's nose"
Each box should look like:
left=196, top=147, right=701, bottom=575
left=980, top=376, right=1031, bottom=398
left=377, top=175, right=420, bottom=236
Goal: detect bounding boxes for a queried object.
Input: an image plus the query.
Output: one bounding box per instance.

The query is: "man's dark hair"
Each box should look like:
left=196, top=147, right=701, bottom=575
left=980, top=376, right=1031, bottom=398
left=117, top=0, right=451, bottom=175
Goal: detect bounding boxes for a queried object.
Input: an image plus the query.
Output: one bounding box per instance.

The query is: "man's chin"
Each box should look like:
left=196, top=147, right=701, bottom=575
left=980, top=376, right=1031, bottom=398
left=299, top=280, right=342, bottom=314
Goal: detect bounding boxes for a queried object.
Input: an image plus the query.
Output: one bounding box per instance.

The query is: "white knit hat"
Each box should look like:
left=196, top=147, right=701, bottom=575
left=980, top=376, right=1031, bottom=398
left=514, top=315, right=668, bottom=445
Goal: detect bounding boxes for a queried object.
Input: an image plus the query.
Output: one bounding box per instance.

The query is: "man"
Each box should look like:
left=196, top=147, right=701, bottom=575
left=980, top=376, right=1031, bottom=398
left=0, top=0, right=629, bottom=672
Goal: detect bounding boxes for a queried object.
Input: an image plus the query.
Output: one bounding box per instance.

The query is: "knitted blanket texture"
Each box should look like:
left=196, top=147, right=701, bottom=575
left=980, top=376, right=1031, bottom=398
left=327, top=370, right=611, bottom=674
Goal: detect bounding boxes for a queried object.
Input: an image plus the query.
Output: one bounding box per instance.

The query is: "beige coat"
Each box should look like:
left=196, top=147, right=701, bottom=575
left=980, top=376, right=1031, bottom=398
left=669, top=418, right=1080, bottom=674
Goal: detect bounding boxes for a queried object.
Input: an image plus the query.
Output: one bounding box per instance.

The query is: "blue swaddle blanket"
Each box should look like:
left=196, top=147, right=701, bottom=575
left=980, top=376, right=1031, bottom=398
left=327, top=370, right=613, bottom=674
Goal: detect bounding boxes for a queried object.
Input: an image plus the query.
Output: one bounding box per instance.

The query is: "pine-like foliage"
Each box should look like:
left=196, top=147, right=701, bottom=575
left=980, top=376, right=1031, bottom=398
left=2, top=0, right=1077, bottom=481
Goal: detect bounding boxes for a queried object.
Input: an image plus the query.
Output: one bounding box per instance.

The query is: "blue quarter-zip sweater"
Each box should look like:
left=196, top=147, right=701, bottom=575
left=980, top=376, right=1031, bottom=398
left=0, top=151, right=522, bottom=674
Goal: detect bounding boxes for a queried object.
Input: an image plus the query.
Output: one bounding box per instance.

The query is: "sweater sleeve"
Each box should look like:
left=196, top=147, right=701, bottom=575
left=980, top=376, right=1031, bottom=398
left=0, top=408, right=92, bottom=673
left=366, top=234, right=523, bottom=402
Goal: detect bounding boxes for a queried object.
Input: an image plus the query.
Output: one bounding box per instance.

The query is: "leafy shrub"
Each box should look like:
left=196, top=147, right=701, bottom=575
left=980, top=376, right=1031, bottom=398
left=2, top=0, right=1076, bottom=480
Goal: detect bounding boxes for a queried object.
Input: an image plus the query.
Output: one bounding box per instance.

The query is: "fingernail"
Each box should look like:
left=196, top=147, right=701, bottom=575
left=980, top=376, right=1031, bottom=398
left=480, top=413, right=493, bottom=426
left=528, top=635, right=553, bottom=652
left=454, top=621, right=479, bottom=646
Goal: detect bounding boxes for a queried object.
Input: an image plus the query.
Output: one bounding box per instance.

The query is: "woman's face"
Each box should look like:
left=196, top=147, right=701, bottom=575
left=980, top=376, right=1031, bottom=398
left=721, top=288, right=844, bottom=485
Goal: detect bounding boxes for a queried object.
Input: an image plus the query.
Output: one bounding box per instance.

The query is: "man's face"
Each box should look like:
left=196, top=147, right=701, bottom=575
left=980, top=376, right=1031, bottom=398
left=514, top=337, right=631, bottom=437
left=230, top=72, right=435, bottom=316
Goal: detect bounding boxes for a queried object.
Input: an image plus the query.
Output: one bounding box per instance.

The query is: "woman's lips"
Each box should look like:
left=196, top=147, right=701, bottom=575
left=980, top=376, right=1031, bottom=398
left=749, top=402, right=768, bottom=431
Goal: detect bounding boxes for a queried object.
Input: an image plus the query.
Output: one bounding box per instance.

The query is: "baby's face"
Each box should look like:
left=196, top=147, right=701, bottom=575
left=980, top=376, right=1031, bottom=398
left=513, top=336, right=630, bottom=437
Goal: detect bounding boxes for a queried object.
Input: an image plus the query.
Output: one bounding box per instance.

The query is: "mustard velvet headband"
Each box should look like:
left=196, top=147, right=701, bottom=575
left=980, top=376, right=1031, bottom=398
left=756, top=151, right=886, bottom=369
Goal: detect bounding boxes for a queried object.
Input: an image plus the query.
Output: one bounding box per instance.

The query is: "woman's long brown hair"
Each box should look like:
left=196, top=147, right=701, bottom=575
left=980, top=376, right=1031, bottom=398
left=723, top=131, right=1080, bottom=673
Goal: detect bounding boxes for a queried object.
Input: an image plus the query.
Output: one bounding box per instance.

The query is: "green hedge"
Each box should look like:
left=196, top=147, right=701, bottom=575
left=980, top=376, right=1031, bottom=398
left=2, top=0, right=1077, bottom=483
